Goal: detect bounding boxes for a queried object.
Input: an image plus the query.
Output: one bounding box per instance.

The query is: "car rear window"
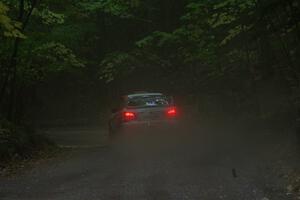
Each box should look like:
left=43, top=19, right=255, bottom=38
left=127, top=96, right=170, bottom=107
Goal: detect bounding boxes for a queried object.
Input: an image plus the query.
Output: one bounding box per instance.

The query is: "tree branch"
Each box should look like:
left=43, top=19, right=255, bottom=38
left=22, top=0, right=39, bottom=30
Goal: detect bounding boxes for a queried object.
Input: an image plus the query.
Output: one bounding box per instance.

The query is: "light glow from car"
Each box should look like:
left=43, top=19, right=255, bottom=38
left=123, top=112, right=136, bottom=121
left=166, top=107, right=177, bottom=117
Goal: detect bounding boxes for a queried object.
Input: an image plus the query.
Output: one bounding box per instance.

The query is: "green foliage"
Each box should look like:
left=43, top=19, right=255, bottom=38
left=101, top=0, right=300, bottom=118
left=99, top=52, right=137, bottom=83
left=34, top=42, right=84, bottom=69
left=0, top=2, right=26, bottom=38
left=33, top=7, right=65, bottom=25
left=220, top=24, right=253, bottom=45
left=1, top=0, right=300, bottom=125
left=18, top=42, right=85, bottom=84
left=136, top=31, right=177, bottom=48
left=78, top=0, right=134, bottom=18
left=14, top=42, right=85, bottom=85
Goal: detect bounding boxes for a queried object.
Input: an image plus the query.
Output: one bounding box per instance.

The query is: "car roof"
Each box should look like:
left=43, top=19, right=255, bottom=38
left=127, top=93, right=163, bottom=98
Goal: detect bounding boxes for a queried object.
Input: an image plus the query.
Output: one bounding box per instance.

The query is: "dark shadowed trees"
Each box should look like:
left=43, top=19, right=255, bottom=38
left=0, top=0, right=299, bottom=124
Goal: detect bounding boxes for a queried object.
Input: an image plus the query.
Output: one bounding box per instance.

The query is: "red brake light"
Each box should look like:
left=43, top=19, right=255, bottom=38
left=166, top=107, right=177, bottom=117
left=123, top=112, right=136, bottom=121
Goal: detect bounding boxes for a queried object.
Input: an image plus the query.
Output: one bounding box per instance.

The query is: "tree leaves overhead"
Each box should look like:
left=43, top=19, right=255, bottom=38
left=18, top=42, right=85, bottom=84
left=99, top=52, right=137, bottom=83
left=94, top=0, right=299, bottom=111
left=33, top=7, right=65, bottom=25
left=34, top=42, right=85, bottom=70
left=1, top=1, right=85, bottom=86
left=1, top=0, right=300, bottom=123
left=78, top=0, right=135, bottom=18
left=0, top=2, right=26, bottom=38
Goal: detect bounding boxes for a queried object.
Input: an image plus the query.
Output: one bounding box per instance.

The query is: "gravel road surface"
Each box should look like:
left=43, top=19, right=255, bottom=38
left=0, top=126, right=294, bottom=200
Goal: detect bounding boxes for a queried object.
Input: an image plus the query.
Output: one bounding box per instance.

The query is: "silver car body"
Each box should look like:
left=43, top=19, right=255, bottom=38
left=109, top=93, right=177, bottom=135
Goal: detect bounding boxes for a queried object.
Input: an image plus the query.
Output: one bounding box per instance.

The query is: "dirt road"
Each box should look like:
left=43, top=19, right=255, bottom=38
left=0, top=126, right=295, bottom=200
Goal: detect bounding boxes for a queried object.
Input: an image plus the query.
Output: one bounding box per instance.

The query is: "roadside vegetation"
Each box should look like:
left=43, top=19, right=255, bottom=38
left=0, top=119, right=56, bottom=164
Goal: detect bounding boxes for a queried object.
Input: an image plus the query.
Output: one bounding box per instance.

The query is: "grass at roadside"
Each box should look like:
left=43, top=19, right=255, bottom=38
left=0, top=147, right=62, bottom=177
left=0, top=119, right=60, bottom=176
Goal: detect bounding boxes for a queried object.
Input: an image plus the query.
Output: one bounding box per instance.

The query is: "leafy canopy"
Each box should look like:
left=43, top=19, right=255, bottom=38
left=0, top=2, right=26, bottom=38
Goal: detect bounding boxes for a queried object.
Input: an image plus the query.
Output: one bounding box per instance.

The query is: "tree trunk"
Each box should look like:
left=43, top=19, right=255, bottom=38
left=6, top=0, right=38, bottom=121
left=6, top=0, right=25, bottom=121
left=243, top=25, right=262, bottom=117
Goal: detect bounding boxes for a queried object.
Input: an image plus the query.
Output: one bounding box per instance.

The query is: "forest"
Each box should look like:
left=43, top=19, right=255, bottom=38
left=0, top=0, right=300, bottom=159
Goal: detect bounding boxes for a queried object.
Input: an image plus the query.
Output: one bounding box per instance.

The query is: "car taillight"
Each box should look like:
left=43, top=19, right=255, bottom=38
left=166, top=107, right=177, bottom=117
left=123, top=112, right=136, bottom=121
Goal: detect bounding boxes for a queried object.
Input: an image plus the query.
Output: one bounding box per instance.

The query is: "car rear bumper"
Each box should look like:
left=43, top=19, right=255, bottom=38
left=119, top=119, right=178, bottom=134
